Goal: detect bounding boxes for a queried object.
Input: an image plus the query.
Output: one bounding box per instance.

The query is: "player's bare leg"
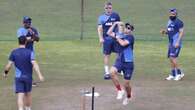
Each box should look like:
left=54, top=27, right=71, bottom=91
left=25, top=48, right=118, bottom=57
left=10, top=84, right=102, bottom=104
left=124, top=80, right=131, bottom=99
left=166, top=57, right=177, bottom=80
left=123, top=80, right=132, bottom=105
left=32, top=60, right=44, bottom=86
left=104, top=54, right=111, bottom=79
left=17, top=93, right=25, bottom=110
left=24, top=92, right=32, bottom=110
left=110, top=67, right=124, bottom=100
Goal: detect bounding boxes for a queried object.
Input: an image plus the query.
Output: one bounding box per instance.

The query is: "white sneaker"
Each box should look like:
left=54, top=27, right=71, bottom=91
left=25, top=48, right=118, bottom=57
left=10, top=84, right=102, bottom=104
left=119, top=71, right=124, bottom=76
left=174, top=75, right=182, bottom=81
left=116, top=90, right=125, bottom=100
left=122, top=98, right=131, bottom=105
left=165, top=75, right=174, bottom=80
left=180, top=73, right=184, bottom=78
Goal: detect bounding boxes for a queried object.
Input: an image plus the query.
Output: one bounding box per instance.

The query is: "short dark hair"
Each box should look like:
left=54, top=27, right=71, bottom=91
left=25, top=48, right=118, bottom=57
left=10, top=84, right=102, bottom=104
left=105, top=1, right=112, bottom=6
left=18, top=36, right=27, bottom=45
left=169, top=8, right=177, bottom=14
left=125, top=23, right=134, bottom=31
left=23, top=16, right=32, bottom=22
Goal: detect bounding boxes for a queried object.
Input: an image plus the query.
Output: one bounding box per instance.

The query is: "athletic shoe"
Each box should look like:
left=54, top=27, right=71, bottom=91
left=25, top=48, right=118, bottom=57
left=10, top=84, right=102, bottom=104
left=165, top=75, right=174, bottom=80
left=32, top=82, right=38, bottom=87
left=104, top=73, right=111, bottom=80
left=174, top=75, right=182, bottom=81
left=116, top=90, right=125, bottom=100
left=180, top=73, right=184, bottom=78
left=122, top=97, right=131, bottom=105
left=118, top=71, right=124, bottom=76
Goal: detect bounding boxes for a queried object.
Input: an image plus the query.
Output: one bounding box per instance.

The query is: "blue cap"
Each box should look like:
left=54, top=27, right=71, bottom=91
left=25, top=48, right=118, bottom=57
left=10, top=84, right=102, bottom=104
left=169, top=8, right=177, bottom=14
left=23, top=16, right=32, bottom=22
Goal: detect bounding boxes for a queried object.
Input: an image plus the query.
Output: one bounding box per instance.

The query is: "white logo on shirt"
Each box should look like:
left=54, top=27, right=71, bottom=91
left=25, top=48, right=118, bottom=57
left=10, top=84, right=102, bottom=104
left=111, top=18, right=116, bottom=21
left=105, top=22, right=113, bottom=26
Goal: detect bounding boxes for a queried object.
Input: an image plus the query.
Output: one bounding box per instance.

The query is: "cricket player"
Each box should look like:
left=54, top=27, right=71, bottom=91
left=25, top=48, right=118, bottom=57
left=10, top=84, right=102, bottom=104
left=107, top=22, right=135, bottom=105
left=3, top=36, right=44, bottom=110
left=160, top=8, right=184, bottom=81
left=17, top=16, right=41, bottom=86
left=97, top=1, right=121, bottom=79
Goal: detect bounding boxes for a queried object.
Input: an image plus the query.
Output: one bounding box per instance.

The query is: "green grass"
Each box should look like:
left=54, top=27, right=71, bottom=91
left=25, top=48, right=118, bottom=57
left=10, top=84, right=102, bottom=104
left=0, top=0, right=195, bottom=40
left=0, top=40, right=195, bottom=110
left=0, top=0, right=195, bottom=109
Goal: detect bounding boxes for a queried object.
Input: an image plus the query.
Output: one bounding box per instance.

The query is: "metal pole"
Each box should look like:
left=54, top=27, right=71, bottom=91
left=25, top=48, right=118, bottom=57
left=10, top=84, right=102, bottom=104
left=92, top=87, right=95, bottom=110
left=80, top=0, right=84, bottom=40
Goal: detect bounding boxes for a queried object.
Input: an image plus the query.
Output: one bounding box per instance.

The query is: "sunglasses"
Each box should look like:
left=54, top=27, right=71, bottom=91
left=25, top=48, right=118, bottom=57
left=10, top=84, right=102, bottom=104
left=126, top=26, right=131, bottom=30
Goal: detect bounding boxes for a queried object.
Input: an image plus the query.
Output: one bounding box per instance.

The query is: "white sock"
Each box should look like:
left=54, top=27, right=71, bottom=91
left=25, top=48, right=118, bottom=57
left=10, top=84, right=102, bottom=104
left=25, top=106, right=31, bottom=110
left=104, top=65, right=109, bottom=74
left=19, top=108, right=24, bottom=110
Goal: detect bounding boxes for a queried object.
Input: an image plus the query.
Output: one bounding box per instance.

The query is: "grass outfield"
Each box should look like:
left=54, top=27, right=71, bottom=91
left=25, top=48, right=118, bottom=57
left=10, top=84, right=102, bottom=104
left=0, top=40, right=195, bottom=110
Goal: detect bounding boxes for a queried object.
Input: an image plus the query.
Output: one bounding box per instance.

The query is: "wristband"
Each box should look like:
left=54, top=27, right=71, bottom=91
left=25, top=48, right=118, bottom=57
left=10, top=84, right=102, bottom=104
left=4, top=70, right=8, bottom=74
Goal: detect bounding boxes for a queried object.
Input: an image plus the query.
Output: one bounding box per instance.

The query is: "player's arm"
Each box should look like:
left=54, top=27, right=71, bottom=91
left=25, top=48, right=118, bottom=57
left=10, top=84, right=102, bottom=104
left=175, top=21, right=184, bottom=48
left=160, top=28, right=167, bottom=35
left=97, top=25, right=104, bottom=44
left=178, top=28, right=184, bottom=40
left=3, top=61, right=13, bottom=78
left=175, top=27, right=184, bottom=48
left=28, top=28, right=40, bottom=42
left=107, top=22, right=117, bottom=38
left=116, top=38, right=129, bottom=46
left=31, top=60, right=44, bottom=82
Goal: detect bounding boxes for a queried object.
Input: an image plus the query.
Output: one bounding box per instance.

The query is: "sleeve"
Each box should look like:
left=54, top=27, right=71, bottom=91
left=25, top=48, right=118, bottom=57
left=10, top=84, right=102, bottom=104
left=97, top=16, right=103, bottom=25
left=127, top=36, right=134, bottom=45
left=178, top=20, right=184, bottom=29
left=9, top=51, right=15, bottom=62
left=17, top=29, right=23, bottom=38
left=31, top=52, right=35, bottom=60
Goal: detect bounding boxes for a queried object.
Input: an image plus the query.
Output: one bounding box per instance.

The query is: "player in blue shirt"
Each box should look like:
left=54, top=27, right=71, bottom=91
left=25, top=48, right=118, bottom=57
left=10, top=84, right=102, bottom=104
left=17, top=16, right=40, bottom=51
left=3, top=37, right=44, bottom=110
left=160, top=8, right=184, bottom=81
left=107, top=22, right=135, bottom=105
left=17, top=16, right=41, bottom=86
left=97, top=1, right=121, bottom=79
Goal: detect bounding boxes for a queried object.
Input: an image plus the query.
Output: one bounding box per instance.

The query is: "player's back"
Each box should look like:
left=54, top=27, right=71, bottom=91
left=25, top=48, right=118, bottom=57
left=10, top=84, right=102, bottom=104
left=10, top=48, right=33, bottom=80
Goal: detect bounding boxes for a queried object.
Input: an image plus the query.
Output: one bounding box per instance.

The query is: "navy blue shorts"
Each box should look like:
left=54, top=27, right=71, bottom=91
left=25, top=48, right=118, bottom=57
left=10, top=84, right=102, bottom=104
left=113, top=58, right=134, bottom=80
left=168, top=45, right=181, bottom=58
left=14, top=78, right=32, bottom=93
left=103, top=37, right=119, bottom=55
